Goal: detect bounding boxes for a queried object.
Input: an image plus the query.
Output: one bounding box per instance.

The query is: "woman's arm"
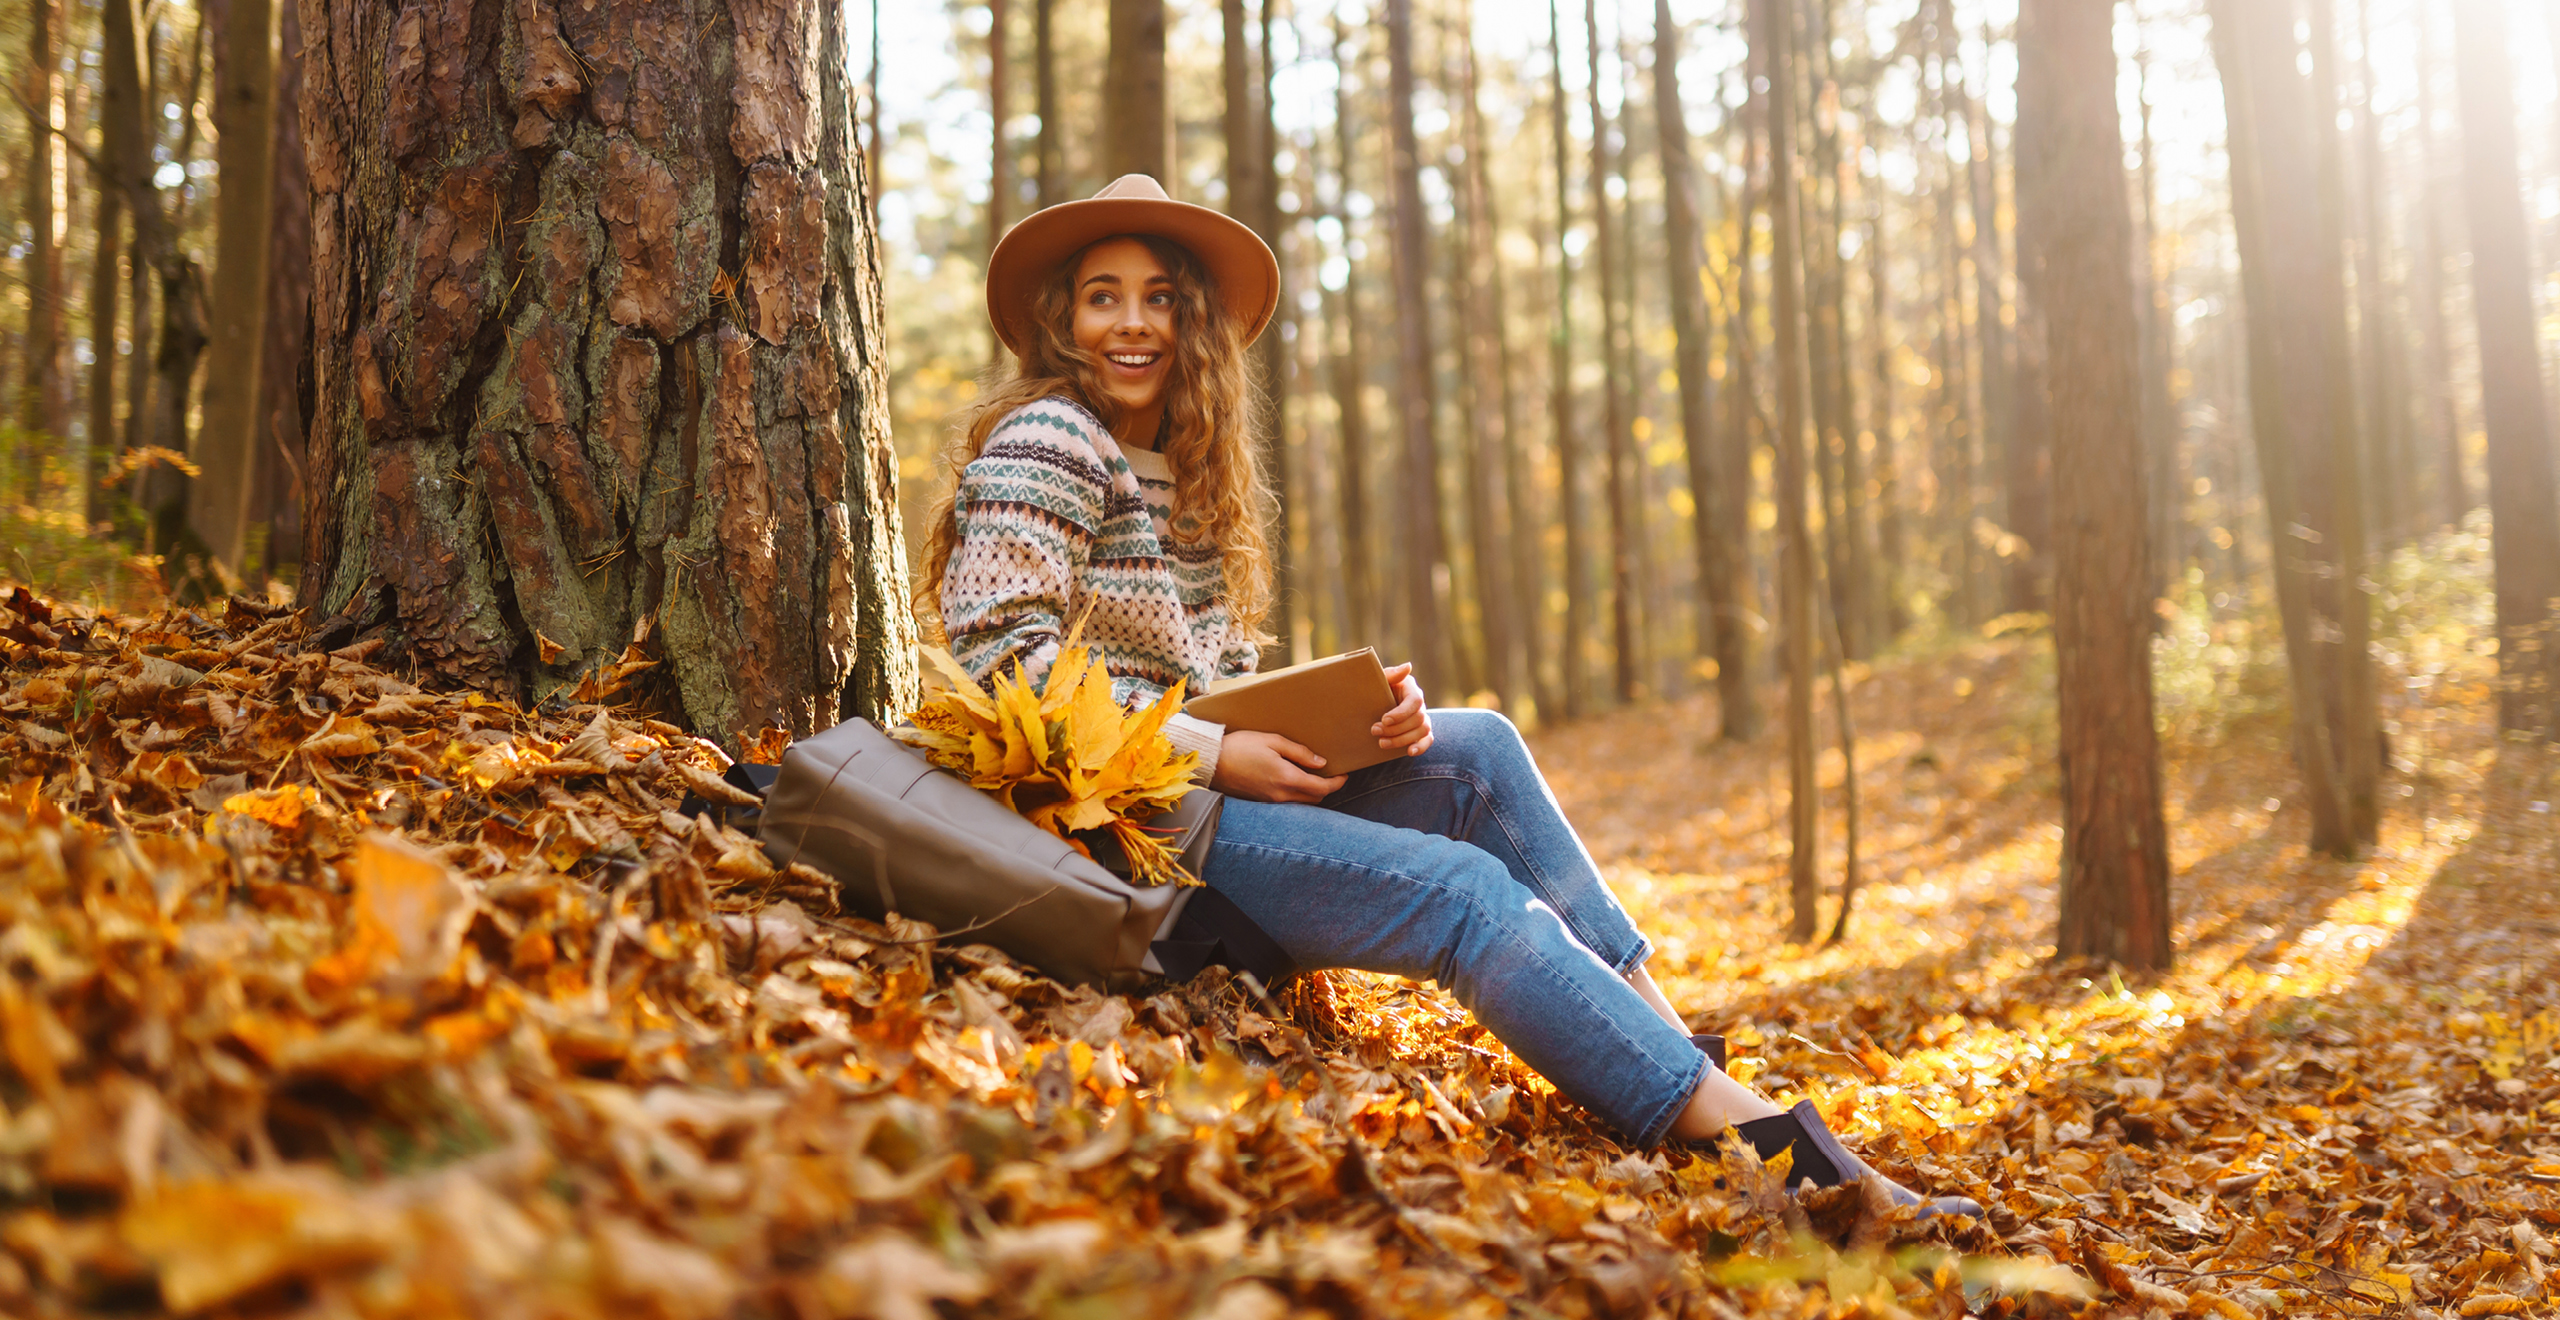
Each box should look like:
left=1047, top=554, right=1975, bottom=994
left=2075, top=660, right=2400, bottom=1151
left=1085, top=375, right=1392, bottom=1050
left=939, top=420, right=1105, bottom=691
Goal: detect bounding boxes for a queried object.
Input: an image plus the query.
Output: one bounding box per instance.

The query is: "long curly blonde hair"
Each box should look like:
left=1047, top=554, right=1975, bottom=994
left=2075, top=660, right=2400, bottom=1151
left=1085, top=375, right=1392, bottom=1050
left=917, top=234, right=1274, bottom=645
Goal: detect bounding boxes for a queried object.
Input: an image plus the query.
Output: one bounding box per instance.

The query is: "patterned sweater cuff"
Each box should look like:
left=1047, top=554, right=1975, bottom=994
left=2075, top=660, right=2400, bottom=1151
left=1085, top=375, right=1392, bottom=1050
left=1164, top=712, right=1224, bottom=787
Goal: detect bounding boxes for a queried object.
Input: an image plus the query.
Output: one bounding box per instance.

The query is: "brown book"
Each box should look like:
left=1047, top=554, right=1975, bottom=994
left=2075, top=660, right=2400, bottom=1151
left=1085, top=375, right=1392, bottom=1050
left=1184, top=648, right=1404, bottom=776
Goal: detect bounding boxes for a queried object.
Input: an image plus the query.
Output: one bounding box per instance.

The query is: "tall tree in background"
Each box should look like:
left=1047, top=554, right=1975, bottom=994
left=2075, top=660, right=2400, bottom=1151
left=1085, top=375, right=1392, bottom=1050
left=246, top=0, right=311, bottom=578
left=18, top=0, right=65, bottom=489
left=2210, top=0, right=2378, bottom=856
left=85, top=6, right=129, bottom=524
left=1653, top=0, right=1751, bottom=740
left=2450, top=0, right=2560, bottom=736
left=1323, top=15, right=1377, bottom=654
left=2412, top=4, right=2468, bottom=528
left=189, top=0, right=281, bottom=576
left=299, top=0, right=913, bottom=737
left=989, top=0, right=1012, bottom=251
left=1034, top=0, right=1062, bottom=207
left=1105, top=0, right=1168, bottom=178
left=1382, top=0, right=1453, bottom=690
left=1548, top=0, right=1591, bottom=718
left=2018, top=0, right=2173, bottom=971
left=1455, top=19, right=1520, bottom=709
left=1755, top=0, right=1823, bottom=942
left=2346, top=0, right=2403, bottom=550
left=1586, top=0, right=1637, bottom=704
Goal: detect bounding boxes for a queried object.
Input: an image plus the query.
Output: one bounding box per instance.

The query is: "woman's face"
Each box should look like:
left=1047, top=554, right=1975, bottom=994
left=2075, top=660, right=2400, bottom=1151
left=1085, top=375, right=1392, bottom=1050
left=1070, top=237, right=1178, bottom=419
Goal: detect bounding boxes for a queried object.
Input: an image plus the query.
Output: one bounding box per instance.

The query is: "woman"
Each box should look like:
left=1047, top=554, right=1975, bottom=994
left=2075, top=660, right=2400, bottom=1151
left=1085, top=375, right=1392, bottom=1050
left=923, top=175, right=1976, bottom=1217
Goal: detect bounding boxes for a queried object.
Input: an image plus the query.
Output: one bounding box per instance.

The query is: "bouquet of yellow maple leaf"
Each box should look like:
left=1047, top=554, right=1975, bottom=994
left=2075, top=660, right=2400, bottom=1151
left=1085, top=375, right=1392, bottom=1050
left=893, top=628, right=1203, bottom=886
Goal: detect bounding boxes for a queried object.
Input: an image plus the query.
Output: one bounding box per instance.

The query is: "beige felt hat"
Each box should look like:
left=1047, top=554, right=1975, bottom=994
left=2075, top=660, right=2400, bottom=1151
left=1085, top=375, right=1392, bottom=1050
left=985, top=174, right=1280, bottom=357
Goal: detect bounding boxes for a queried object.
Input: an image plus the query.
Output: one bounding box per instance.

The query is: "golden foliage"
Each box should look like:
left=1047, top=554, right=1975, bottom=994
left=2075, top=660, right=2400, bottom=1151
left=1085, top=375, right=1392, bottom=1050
left=895, top=633, right=1201, bottom=886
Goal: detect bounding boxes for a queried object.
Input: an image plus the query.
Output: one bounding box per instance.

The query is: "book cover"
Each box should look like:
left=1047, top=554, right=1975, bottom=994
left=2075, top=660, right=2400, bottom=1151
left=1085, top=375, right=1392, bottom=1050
left=1184, top=648, right=1405, bottom=776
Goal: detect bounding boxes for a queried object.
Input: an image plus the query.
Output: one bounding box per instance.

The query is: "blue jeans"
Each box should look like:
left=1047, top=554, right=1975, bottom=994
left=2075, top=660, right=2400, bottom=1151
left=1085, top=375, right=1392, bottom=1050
left=1201, top=709, right=1707, bottom=1146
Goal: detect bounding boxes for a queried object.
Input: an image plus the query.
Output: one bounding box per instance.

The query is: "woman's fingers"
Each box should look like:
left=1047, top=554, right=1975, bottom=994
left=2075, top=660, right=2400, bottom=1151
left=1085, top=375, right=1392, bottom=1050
left=1374, top=664, right=1427, bottom=743
left=1270, top=736, right=1329, bottom=772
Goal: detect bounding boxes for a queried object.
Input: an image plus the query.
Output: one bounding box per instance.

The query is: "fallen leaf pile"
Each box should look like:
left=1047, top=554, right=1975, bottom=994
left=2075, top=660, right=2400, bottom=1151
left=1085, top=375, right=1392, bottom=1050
left=899, top=634, right=1200, bottom=886
left=0, top=578, right=2551, bottom=1317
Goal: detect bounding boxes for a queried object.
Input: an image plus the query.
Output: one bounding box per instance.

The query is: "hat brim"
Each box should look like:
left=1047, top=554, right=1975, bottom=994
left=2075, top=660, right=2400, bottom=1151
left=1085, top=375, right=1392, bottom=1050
left=985, top=196, right=1280, bottom=357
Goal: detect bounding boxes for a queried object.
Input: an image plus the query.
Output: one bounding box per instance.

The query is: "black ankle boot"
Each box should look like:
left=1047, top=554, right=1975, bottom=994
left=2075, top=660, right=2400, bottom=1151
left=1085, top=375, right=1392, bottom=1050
left=1691, top=1033, right=1726, bottom=1071
left=1734, top=1100, right=1981, bottom=1220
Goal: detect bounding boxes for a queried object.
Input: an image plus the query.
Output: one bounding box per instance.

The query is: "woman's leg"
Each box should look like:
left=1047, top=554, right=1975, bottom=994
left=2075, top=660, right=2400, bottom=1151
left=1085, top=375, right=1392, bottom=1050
left=1320, top=709, right=1653, bottom=979
left=1202, top=797, right=1710, bottom=1146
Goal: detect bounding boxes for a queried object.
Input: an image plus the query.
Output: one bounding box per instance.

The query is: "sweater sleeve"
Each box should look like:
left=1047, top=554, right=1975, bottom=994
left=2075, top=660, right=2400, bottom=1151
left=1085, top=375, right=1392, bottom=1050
left=939, top=410, right=1108, bottom=692
left=1163, top=712, right=1224, bottom=787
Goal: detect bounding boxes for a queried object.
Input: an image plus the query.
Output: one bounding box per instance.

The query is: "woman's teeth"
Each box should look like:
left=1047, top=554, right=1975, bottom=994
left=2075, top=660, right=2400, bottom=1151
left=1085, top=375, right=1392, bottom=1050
left=1109, top=353, right=1157, bottom=366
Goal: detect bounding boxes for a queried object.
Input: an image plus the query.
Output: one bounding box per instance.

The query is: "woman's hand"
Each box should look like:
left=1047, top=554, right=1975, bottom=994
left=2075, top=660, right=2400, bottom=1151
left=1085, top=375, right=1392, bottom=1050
left=1374, top=662, right=1434, bottom=757
left=1211, top=731, right=1348, bottom=804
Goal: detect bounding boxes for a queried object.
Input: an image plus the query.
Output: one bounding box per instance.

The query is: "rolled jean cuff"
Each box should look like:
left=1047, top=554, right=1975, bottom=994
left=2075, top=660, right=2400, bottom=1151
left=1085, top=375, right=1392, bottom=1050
left=1630, top=1036, right=1711, bottom=1148
left=1607, top=933, right=1655, bottom=979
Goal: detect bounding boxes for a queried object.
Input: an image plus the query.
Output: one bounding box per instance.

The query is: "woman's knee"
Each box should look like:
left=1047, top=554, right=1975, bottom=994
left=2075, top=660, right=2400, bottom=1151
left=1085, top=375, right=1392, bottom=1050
left=1430, top=707, right=1529, bottom=768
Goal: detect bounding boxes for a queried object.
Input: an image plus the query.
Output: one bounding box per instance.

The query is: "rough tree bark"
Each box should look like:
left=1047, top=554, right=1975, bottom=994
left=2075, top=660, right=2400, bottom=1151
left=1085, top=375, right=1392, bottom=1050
left=1755, top=0, right=1823, bottom=941
left=1383, top=0, right=1454, bottom=691
left=2019, top=0, right=2173, bottom=971
left=191, top=0, right=281, bottom=575
left=1104, top=0, right=1167, bottom=180
left=298, top=0, right=915, bottom=739
left=2451, top=0, right=2560, bottom=736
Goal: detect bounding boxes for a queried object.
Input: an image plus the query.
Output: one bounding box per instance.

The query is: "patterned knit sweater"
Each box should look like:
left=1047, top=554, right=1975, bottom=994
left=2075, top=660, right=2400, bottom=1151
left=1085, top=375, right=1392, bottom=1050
left=939, top=396, right=1256, bottom=783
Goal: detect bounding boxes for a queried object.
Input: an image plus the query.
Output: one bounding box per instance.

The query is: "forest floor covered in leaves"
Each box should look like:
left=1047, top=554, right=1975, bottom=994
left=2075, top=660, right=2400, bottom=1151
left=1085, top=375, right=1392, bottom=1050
left=0, top=580, right=2554, bottom=1319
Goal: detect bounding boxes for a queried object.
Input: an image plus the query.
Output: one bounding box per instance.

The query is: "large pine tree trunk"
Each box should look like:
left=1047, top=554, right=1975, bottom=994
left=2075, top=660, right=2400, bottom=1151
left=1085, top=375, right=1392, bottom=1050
left=191, top=0, right=282, bottom=575
left=2019, top=0, right=2172, bottom=971
left=298, top=0, right=914, bottom=741
left=2451, top=0, right=2560, bottom=736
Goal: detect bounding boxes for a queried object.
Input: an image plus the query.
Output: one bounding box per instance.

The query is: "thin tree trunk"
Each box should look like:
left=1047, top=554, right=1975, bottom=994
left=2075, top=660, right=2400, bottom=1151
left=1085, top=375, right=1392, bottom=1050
left=2415, top=4, right=2468, bottom=527
left=2451, top=0, right=2560, bottom=737
left=1325, top=17, right=1377, bottom=653
left=1453, top=24, right=1517, bottom=709
left=1756, top=0, right=1822, bottom=943
left=84, top=94, right=124, bottom=526
left=2208, top=0, right=2366, bottom=857
left=1461, top=30, right=1538, bottom=718
left=190, top=0, right=281, bottom=578
left=1867, top=154, right=1904, bottom=641
left=1034, top=0, right=1061, bottom=207
left=1258, top=0, right=1295, bottom=662
left=1105, top=0, right=1168, bottom=179
left=1549, top=0, right=1590, bottom=719
left=300, top=0, right=914, bottom=734
left=1586, top=0, right=1637, bottom=705
left=1382, top=0, right=1453, bottom=690
left=1655, top=0, right=1749, bottom=740
left=1721, top=59, right=1766, bottom=740
left=105, top=0, right=153, bottom=473
left=2135, top=42, right=2179, bottom=600
left=247, top=0, right=309, bottom=581
left=19, top=0, right=65, bottom=494
left=2020, top=0, right=2173, bottom=971
left=990, top=0, right=1011, bottom=254
left=2347, top=0, right=2403, bottom=551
